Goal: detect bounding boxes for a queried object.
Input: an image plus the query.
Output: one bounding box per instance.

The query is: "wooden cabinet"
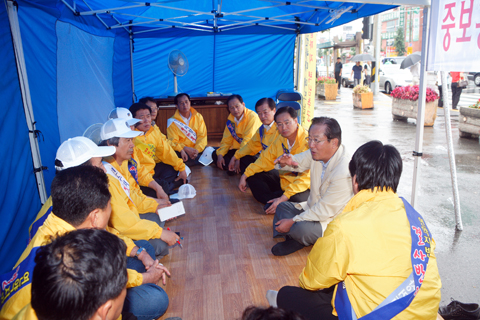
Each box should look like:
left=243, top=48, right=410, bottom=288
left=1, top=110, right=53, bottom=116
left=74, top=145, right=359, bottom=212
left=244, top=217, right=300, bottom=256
left=155, top=96, right=230, bottom=138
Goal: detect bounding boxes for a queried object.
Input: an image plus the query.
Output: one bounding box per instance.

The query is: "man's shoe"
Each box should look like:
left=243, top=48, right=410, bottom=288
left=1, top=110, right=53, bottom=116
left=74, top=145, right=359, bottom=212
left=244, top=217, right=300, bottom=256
left=271, top=237, right=305, bottom=256
left=439, top=299, right=480, bottom=320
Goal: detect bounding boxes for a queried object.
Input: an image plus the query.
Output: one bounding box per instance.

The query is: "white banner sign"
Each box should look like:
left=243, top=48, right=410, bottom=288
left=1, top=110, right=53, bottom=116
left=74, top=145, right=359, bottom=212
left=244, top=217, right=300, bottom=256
left=427, top=0, right=480, bottom=71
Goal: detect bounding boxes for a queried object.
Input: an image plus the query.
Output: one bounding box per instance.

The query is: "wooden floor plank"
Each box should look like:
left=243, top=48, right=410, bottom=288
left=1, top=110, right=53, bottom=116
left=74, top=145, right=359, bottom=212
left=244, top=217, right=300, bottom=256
left=158, top=164, right=312, bottom=319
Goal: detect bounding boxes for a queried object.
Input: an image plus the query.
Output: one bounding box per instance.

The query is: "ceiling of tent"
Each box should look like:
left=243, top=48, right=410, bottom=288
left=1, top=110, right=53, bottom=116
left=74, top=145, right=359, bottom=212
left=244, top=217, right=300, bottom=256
left=61, top=0, right=403, bottom=36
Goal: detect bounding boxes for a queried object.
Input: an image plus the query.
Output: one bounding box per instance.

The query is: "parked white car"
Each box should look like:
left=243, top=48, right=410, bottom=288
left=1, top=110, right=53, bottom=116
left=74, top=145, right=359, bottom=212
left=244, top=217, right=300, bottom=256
left=341, top=63, right=355, bottom=88
left=379, top=64, right=413, bottom=94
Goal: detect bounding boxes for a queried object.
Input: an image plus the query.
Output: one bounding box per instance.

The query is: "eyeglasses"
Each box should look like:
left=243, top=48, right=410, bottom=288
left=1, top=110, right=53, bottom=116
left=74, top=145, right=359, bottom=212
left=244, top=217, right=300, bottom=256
left=137, top=114, right=151, bottom=121
left=306, top=137, right=328, bottom=145
left=276, top=120, right=293, bottom=129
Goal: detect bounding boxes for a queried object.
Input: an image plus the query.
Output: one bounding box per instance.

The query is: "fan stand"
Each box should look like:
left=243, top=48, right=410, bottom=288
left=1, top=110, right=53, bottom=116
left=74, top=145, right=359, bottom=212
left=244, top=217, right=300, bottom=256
left=168, top=73, right=181, bottom=97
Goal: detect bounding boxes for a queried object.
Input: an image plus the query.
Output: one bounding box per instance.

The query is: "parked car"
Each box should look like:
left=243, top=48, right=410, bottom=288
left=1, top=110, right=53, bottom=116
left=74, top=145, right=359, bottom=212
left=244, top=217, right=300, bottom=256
left=467, top=72, right=480, bottom=87
left=378, top=64, right=413, bottom=94
left=341, top=62, right=355, bottom=88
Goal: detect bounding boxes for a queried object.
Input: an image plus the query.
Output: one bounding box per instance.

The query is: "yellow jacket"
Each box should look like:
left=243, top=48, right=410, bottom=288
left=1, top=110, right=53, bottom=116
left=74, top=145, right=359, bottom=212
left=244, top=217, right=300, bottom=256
left=11, top=304, right=36, bottom=320
left=216, top=108, right=261, bottom=156
left=1, top=214, right=142, bottom=320
left=132, top=146, right=154, bottom=188
left=104, top=158, right=163, bottom=241
left=167, top=108, right=207, bottom=153
left=244, top=126, right=310, bottom=199
left=27, top=197, right=52, bottom=241
left=134, top=126, right=186, bottom=174
left=234, top=123, right=279, bottom=159
left=299, top=189, right=442, bottom=320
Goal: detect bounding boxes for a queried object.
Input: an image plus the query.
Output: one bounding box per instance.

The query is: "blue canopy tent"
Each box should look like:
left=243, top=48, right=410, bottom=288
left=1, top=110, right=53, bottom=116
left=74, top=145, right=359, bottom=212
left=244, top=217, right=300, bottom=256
left=2, top=0, right=435, bottom=273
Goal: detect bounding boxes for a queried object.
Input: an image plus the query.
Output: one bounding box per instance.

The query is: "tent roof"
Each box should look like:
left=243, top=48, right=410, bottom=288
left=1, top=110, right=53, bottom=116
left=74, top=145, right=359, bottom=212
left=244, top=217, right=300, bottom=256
left=60, top=0, right=415, bottom=37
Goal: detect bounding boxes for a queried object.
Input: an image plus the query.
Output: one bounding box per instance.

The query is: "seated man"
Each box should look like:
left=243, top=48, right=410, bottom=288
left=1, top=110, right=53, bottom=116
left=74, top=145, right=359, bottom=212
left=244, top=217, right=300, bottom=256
left=228, top=97, right=279, bottom=174
left=108, top=107, right=169, bottom=200
left=130, top=103, right=187, bottom=193
left=28, top=136, right=116, bottom=243
left=139, top=96, right=160, bottom=129
left=1, top=166, right=170, bottom=320
left=27, top=229, right=128, bottom=320
left=212, top=94, right=262, bottom=176
left=271, top=141, right=442, bottom=320
left=167, top=93, right=208, bottom=166
left=270, top=117, right=352, bottom=256
left=100, top=118, right=179, bottom=258
left=238, top=106, right=310, bottom=214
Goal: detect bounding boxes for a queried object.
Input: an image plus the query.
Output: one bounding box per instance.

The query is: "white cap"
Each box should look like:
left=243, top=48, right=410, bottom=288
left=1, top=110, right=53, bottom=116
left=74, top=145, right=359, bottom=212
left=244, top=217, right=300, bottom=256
left=170, top=184, right=196, bottom=200
left=108, top=108, right=141, bottom=126
left=55, top=137, right=115, bottom=171
left=100, top=118, right=142, bottom=141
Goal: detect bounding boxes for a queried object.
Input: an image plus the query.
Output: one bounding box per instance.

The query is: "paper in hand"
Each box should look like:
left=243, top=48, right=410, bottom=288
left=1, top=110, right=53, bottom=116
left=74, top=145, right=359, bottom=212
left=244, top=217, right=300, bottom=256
left=157, top=201, right=185, bottom=222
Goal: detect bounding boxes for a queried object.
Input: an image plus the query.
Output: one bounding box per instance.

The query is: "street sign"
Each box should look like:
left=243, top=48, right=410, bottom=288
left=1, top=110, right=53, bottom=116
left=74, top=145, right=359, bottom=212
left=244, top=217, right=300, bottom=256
left=317, top=41, right=333, bottom=49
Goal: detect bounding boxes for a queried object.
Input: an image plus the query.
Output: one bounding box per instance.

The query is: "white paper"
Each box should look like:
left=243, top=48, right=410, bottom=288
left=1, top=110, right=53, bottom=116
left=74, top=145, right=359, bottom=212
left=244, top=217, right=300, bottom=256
left=199, top=146, right=215, bottom=166
left=157, top=201, right=185, bottom=222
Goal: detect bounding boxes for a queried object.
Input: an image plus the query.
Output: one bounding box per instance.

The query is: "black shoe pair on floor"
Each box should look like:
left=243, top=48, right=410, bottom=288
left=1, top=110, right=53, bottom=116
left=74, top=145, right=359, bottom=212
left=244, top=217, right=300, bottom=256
left=271, top=236, right=305, bottom=256
left=439, top=299, right=480, bottom=319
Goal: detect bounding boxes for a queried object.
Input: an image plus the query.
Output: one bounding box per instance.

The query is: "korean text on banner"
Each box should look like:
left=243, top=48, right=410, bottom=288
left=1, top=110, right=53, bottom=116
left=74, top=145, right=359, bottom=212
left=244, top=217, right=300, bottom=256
left=300, top=33, right=316, bottom=130
left=427, top=0, right=480, bottom=71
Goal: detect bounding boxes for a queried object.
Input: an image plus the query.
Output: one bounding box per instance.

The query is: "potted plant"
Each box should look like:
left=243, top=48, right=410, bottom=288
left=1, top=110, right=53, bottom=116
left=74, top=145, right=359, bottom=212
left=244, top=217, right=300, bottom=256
left=316, top=76, right=338, bottom=100
left=391, top=85, right=439, bottom=126
left=352, top=85, right=373, bottom=109
left=459, top=98, right=480, bottom=139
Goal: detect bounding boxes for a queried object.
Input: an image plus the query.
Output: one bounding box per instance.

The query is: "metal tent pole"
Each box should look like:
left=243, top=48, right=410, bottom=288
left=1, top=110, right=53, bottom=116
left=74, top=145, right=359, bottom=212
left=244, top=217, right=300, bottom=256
left=6, top=0, right=47, bottom=203
left=411, top=6, right=430, bottom=208
left=441, top=71, right=463, bottom=230
left=294, top=34, right=302, bottom=90
left=129, top=31, right=135, bottom=103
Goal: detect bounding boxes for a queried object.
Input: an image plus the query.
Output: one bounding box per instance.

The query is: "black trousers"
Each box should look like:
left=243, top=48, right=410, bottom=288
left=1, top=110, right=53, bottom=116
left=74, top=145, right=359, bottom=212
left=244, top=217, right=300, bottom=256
left=438, top=85, right=443, bottom=108
left=153, top=162, right=178, bottom=194
left=140, top=177, right=173, bottom=198
left=175, top=151, right=202, bottom=167
left=212, top=149, right=238, bottom=175
left=239, top=155, right=259, bottom=175
left=246, top=170, right=310, bottom=204
left=335, top=72, right=341, bottom=89
left=451, top=82, right=463, bottom=109
left=277, top=286, right=337, bottom=320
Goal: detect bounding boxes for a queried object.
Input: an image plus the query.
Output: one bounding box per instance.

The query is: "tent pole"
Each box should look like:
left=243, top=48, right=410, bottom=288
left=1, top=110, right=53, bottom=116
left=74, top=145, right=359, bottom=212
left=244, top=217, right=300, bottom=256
left=6, top=1, right=47, bottom=204
left=411, top=6, right=430, bottom=208
left=440, top=72, right=463, bottom=230
left=294, top=34, right=302, bottom=90
left=129, top=32, right=135, bottom=103
left=373, top=14, right=380, bottom=95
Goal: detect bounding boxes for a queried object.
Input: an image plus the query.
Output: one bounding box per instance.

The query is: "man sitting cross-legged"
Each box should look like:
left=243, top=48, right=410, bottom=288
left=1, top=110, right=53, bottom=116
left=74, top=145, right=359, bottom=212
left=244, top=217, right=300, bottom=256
left=271, top=117, right=353, bottom=256
left=228, top=97, right=279, bottom=175
left=130, top=103, right=187, bottom=194
left=269, top=141, right=441, bottom=320
left=238, top=106, right=310, bottom=215
left=2, top=167, right=171, bottom=320
left=99, top=118, right=179, bottom=259
left=167, top=93, right=208, bottom=166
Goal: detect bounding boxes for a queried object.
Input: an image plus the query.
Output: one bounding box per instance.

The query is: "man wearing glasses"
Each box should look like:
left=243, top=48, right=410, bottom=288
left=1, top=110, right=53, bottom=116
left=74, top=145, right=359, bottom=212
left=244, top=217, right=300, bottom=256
left=238, top=106, right=311, bottom=216
left=270, top=117, right=353, bottom=256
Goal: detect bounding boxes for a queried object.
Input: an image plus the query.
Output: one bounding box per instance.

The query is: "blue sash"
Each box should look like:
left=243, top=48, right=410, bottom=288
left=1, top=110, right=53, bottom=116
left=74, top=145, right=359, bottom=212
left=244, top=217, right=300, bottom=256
left=259, top=126, right=268, bottom=150
left=0, top=247, right=39, bottom=310
left=334, top=197, right=431, bottom=320
left=29, top=207, right=52, bottom=242
left=128, top=158, right=139, bottom=185
left=226, top=120, right=243, bottom=144
left=281, top=142, right=290, bottom=154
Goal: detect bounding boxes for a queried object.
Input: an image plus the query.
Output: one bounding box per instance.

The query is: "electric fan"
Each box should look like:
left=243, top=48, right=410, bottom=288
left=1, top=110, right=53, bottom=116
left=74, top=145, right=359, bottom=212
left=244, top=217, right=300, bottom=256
left=83, top=123, right=103, bottom=145
left=168, top=49, right=189, bottom=96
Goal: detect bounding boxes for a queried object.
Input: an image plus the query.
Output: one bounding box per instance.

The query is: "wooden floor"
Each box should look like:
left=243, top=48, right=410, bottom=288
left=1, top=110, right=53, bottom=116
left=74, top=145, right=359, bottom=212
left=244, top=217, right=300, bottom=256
left=159, top=164, right=312, bottom=320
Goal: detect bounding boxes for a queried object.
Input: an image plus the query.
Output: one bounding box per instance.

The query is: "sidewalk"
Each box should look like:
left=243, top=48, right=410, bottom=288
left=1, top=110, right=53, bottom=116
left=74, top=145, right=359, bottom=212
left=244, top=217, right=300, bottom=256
left=314, top=87, right=480, bottom=305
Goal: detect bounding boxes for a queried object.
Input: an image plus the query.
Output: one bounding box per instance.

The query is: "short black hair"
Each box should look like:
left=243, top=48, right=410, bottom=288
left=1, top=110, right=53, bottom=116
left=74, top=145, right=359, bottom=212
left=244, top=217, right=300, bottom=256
left=51, top=166, right=111, bottom=227
left=255, top=98, right=276, bottom=111
left=274, top=106, right=297, bottom=122
left=226, top=94, right=244, bottom=106
left=139, top=96, right=156, bottom=105
left=310, top=117, right=342, bottom=146
left=129, top=102, right=151, bottom=118
left=54, top=158, right=92, bottom=175
left=242, top=306, right=305, bottom=320
left=349, top=140, right=403, bottom=193
left=173, top=93, right=191, bottom=105
left=337, top=57, right=341, bottom=59
left=32, top=229, right=127, bottom=320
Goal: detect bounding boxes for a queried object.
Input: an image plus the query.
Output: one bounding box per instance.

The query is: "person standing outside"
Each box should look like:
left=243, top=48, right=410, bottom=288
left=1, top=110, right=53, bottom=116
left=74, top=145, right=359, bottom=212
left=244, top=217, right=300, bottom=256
left=450, top=72, right=465, bottom=110
left=350, top=61, right=363, bottom=87
left=334, top=57, right=343, bottom=91
left=364, top=61, right=371, bottom=86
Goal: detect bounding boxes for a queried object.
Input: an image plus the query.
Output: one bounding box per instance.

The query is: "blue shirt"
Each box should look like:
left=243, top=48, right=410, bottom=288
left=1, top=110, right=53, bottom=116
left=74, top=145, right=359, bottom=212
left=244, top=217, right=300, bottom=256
left=352, top=65, right=363, bottom=79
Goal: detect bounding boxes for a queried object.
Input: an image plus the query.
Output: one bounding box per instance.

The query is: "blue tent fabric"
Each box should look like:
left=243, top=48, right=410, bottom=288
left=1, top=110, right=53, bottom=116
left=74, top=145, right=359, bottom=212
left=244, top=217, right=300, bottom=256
left=0, top=4, right=42, bottom=274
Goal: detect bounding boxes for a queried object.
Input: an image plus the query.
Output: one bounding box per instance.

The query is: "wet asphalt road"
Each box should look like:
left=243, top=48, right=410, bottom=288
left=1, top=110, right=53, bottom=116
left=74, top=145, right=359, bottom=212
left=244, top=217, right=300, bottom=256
left=314, top=87, right=480, bottom=305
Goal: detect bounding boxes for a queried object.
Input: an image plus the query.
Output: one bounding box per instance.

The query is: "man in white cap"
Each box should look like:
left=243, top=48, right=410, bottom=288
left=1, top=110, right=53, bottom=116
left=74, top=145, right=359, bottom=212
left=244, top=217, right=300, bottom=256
left=108, top=107, right=169, bottom=200
left=100, top=118, right=179, bottom=258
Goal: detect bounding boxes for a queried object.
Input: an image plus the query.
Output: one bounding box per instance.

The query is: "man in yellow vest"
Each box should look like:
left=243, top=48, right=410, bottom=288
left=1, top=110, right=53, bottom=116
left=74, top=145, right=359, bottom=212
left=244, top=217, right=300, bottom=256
left=167, top=93, right=208, bottom=166
left=238, top=106, right=310, bottom=214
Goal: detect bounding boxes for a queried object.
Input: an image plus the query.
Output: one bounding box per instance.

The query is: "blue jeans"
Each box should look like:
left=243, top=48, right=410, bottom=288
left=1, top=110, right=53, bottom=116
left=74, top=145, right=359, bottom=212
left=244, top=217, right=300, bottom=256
left=124, top=240, right=169, bottom=320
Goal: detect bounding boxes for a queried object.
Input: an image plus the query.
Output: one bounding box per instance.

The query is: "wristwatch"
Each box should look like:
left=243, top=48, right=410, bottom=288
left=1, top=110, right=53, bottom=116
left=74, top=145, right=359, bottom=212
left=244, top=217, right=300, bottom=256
left=135, top=247, right=145, bottom=257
